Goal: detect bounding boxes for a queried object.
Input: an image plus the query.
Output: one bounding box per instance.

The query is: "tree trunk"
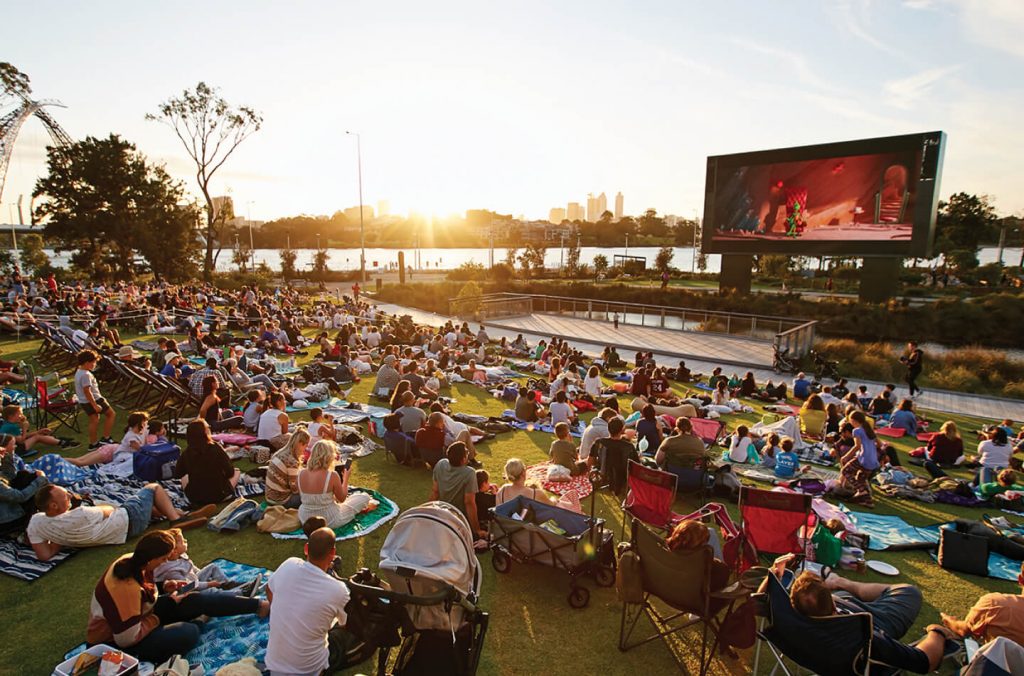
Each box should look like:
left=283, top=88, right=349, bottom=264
left=201, top=184, right=215, bottom=282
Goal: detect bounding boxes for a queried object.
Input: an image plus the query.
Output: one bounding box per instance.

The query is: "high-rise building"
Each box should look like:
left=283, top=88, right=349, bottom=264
left=377, top=200, right=390, bottom=217
left=586, top=193, right=598, bottom=222
left=615, top=192, right=624, bottom=220
left=566, top=202, right=584, bottom=221
left=597, top=192, right=607, bottom=220
left=549, top=207, right=566, bottom=223
left=344, top=205, right=374, bottom=222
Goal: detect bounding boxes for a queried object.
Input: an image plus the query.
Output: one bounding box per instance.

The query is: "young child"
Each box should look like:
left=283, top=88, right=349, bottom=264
left=727, top=425, right=758, bottom=464
left=475, top=469, right=497, bottom=529
left=98, top=411, right=149, bottom=478
left=0, top=404, right=77, bottom=456
left=146, top=420, right=168, bottom=445
left=760, top=433, right=780, bottom=470
left=549, top=422, right=583, bottom=475
left=153, top=528, right=245, bottom=593
left=774, top=437, right=800, bottom=478
left=307, top=408, right=336, bottom=442
left=242, top=389, right=264, bottom=433
left=74, top=349, right=116, bottom=450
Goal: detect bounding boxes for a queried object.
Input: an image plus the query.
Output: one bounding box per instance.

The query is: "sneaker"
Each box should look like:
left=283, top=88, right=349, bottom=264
left=59, top=439, right=81, bottom=449
left=468, top=458, right=483, bottom=469
left=88, top=442, right=102, bottom=451
left=101, top=437, right=115, bottom=444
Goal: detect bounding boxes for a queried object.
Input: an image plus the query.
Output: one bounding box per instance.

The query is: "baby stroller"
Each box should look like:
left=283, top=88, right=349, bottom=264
left=489, top=483, right=616, bottom=608
left=345, top=502, right=489, bottom=676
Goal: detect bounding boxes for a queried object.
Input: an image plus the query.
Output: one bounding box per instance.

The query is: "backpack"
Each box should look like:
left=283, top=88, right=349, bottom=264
left=133, top=442, right=180, bottom=481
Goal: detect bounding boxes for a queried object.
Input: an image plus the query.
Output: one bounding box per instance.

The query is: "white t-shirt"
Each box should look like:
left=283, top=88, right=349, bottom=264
left=979, top=440, right=1012, bottom=468
left=74, top=369, right=102, bottom=404
left=445, top=331, right=458, bottom=347
left=307, top=422, right=326, bottom=440
left=583, top=375, right=603, bottom=398
left=115, top=428, right=147, bottom=462
left=266, top=557, right=350, bottom=676
left=26, top=506, right=129, bottom=548
left=729, top=436, right=754, bottom=463
left=71, top=329, right=90, bottom=347
left=258, top=408, right=288, bottom=440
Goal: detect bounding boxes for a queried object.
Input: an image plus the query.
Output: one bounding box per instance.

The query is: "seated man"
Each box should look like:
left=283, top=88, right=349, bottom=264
left=941, top=560, right=1024, bottom=646
left=654, top=417, right=710, bottom=470
left=792, top=372, right=812, bottom=400
left=430, top=442, right=484, bottom=541
left=27, top=483, right=208, bottom=561
left=765, top=554, right=957, bottom=673
left=265, top=526, right=354, bottom=676
left=514, top=387, right=543, bottom=422
left=373, top=354, right=401, bottom=397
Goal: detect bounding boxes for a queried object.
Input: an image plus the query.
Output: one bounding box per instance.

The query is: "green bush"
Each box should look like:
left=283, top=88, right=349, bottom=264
left=447, top=262, right=486, bottom=281
left=1002, top=381, right=1024, bottom=399
left=929, top=366, right=983, bottom=393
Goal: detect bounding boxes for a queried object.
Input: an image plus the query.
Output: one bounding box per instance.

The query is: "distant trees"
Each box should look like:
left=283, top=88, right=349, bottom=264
left=518, top=244, right=546, bottom=278
left=593, top=253, right=609, bottom=279
left=564, top=230, right=581, bottom=277
left=148, top=82, right=262, bottom=280
left=280, top=247, right=297, bottom=281
left=33, top=134, right=200, bottom=281
left=935, top=193, right=998, bottom=270
left=655, top=246, right=674, bottom=274
left=18, top=233, right=50, bottom=277
left=638, top=208, right=668, bottom=237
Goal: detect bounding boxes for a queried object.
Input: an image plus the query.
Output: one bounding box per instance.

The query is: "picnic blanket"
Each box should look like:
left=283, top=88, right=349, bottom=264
left=525, top=463, right=594, bottom=499
left=65, top=558, right=270, bottom=672
left=0, top=537, right=76, bottom=581
left=271, top=487, right=398, bottom=541
left=234, top=482, right=265, bottom=499
left=876, top=426, right=907, bottom=438
left=505, top=416, right=584, bottom=438
left=2, top=387, right=34, bottom=409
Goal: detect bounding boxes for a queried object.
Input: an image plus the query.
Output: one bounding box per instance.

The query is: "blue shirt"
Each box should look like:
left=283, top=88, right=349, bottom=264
left=854, top=427, right=879, bottom=470
left=793, top=378, right=811, bottom=399
left=889, top=410, right=917, bottom=436
left=774, top=451, right=799, bottom=478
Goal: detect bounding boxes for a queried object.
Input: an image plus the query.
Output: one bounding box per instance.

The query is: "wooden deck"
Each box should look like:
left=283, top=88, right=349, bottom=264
left=372, top=302, right=1024, bottom=421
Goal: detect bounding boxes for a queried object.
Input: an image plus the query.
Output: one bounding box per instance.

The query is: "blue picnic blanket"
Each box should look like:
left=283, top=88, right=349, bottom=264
left=2, top=387, right=34, bottom=409
left=65, top=559, right=270, bottom=672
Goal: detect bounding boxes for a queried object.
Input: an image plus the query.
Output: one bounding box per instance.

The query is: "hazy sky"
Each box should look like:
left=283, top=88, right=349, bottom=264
left=3, top=0, right=1023, bottom=223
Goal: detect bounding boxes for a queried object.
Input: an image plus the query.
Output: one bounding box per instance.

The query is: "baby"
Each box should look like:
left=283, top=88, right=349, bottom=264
left=153, top=528, right=236, bottom=592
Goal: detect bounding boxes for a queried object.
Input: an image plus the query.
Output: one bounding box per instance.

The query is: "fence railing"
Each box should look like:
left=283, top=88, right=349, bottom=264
left=449, top=292, right=817, bottom=356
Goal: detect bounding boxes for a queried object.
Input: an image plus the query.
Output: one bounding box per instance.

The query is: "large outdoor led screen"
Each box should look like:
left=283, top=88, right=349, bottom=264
left=702, top=131, right=945, bottom=257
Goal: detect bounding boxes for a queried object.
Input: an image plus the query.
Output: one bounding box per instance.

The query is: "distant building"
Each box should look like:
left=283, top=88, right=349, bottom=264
left=566, top=202, right=584, bottom=221
left=665, top=214, right=681, bottom=228
left=549, top=207, right=566, bottom=223
left=597, top=192, right=607, bottom=220
left=377, top=200, right=390, bottom=217
left=211, top=195, right=234, bottom=222
left=586, top=193, right=598, bottom=222
left=615, top=192, right=624, bottom=220
left=344, top=205, right=375, bottom=222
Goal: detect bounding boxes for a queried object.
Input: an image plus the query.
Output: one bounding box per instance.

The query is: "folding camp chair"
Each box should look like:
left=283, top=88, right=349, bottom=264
left=34, top=377, right=81, bottom=434
left=619, top=521, right=749, bottom=675
left=621, top=460, right=683, bottom=537
left=665, top=456, right=709, bottom=504
left=690, top=417, right=726, bottom=448
left=737, top=486, right=813, bottom=570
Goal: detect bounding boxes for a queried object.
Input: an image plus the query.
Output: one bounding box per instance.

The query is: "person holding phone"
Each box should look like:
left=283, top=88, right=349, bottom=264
left=296, top=440, right=378, bottom=530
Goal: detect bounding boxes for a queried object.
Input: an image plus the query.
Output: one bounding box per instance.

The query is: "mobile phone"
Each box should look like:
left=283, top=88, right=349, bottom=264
left=342, top=457, right=353, bottom=472
left=179, top=581, right=197, bottom=593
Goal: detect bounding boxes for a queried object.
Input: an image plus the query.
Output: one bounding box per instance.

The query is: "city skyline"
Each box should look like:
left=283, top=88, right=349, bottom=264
left=3, top=1, right=1024, bottom=223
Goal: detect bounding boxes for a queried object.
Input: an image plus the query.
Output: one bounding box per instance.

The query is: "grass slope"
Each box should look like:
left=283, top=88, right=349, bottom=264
left=0, top=332, right=1018, bottom=676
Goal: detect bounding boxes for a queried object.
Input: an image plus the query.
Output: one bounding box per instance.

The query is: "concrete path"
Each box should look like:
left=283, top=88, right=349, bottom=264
left=371, top=300, right=1024, bottom=421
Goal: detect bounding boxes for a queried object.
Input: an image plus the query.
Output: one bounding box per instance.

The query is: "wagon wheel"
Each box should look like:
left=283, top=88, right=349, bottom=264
left=491, top=550, right=512, bottom=574
left=594, top=566, right=616, bottom=588
left=568, top=586, right=590, bottom=609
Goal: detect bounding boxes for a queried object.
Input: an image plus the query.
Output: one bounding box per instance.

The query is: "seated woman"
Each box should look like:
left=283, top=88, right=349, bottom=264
left=496, top=458, right=554, bottom=505
left=738, top=372, right=760, bottom=398
left=174, top=420, right=241, bottom=507
left=976, top=427, right=1014, bottom=486
left=297, top=440, right=377, bottom=529
left=224, top=358, right=276, bottom=392
left=265, top=428, right=310, bottom=508
left=582, top=365, right=603, bottom=402
left=979, top=469, right=1024, bottom=500
left=635, top=404, right=663, bottom=455
left=665, top=519, right=732, bottom=615
left=198, top=375, right=245, bottom=433
left=921, top=421, right=965, bottom=478
left=0, top=434, right=47, bottom=532
left=889, top=399, right=918, bottom=437
left=86, top=530, right=267, bottom=664
left=824, top=403, right=843, bottom=436
left=799, top=394, right=828, bottom=438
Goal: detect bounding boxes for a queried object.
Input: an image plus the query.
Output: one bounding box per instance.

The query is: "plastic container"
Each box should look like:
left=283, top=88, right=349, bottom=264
left=53, top=645, right=139, bottom=676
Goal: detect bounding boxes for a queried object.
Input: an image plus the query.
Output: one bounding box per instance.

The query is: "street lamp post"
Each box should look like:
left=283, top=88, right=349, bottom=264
left=345, top=131, right=365, bottom=282
left=247, top=200, right=255, bottom=272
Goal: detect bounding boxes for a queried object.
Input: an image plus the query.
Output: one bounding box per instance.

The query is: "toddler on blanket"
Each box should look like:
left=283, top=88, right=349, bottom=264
left=153, top=528, right=233, bottom=591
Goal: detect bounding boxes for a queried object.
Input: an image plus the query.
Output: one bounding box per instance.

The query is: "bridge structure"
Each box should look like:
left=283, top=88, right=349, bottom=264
left=0, top=95, right=73, bottom=208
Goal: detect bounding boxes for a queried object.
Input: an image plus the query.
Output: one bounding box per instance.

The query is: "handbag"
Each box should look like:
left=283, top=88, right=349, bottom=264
left=938, top=528, right=989, bottom=576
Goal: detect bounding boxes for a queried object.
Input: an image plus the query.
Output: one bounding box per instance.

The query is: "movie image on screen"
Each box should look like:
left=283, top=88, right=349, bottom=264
left=702, top=132, right=944, bottom=257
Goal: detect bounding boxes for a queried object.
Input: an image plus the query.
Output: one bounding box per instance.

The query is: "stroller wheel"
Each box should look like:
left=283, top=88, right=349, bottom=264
left=491, top=550, right=512, bottom=574
left=568, top=586, right=590, bottom=609
left=594, top=566, right=616, bottom=588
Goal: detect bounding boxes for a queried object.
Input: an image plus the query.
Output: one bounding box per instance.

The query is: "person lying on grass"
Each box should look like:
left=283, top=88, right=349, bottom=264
left=941, top=560, right=1024, bottom=647
left=27, top=483, right=214, bottom=561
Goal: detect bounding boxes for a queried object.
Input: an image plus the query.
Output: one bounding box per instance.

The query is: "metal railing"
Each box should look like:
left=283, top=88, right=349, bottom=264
left=449, top=292, right=817, bottom=355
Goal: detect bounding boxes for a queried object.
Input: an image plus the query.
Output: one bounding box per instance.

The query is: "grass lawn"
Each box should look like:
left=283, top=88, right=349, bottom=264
left=0, top=331, right=1019, bottom=675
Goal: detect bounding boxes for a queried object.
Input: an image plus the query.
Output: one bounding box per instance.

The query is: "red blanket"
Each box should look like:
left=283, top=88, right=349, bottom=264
left=526, top=463, right=594, bottom=498
left=875, top=427, right=907, bottom=438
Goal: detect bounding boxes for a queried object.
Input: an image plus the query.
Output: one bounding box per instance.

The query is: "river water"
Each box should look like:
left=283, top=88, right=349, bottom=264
left=42, top=245, right=1021, bottom=274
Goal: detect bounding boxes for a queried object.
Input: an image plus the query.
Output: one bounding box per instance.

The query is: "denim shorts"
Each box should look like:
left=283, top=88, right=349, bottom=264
left=124, top=486, right=156, bottom=537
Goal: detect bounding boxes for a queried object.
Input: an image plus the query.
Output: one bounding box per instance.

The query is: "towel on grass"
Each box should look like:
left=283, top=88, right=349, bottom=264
left=64, top=558, right=270, bottom=673
left=876, top=427, right=907, bottom=438
left=271, top=487, right=398, bottom=541
left=0, top=538, right=76, bottom=581
left=525, top=463, right=594, bottom=498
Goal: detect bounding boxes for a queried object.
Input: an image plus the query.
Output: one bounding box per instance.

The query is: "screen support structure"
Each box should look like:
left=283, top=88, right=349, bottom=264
left=859, top=257, right=902, bottom=303
left=719, top=255, right=753, bottom=294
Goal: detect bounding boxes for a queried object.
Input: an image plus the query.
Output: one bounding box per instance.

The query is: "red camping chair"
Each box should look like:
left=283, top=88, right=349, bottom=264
left=690, top=418, right=726, bottom=448
left=677, top=502, right=757, bottom=573
left=737, top=486, right=813, bottom=570
left=34, top=377, right=81, bottom=434
left=621, top=460, right=684, bottom=537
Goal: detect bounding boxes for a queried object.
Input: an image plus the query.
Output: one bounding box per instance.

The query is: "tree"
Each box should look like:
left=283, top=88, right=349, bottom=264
left=564, top=231, right=581, bottom=277
left=17, top=233, right=50, bottom=276
left=504, top=246, right=519, bottom=267
left=232, top=242, right=252, bottom=273
left=518, top=244, right=546, bottom=278
left=280, top=246, right=297, bottom=281
left=639, top=208, right=668, bottom=238
left=935, top=193, right=997, bottom=270
left=147, top=82, right=262, bottom=280
left=0, top=62, right=31, bottom=99
left=455, top=280, right=484, bottom=318
left=312, top=248, right=329, bottom=281
left=697, top=252, right=708, bottom=272
left=655, top=246, right=674, bottom=274
left=593, top=253, right=609, bottom=279
left=33, top=134, right=199, bottom=280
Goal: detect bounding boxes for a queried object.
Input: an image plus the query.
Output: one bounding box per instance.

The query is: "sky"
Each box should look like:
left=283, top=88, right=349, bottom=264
left=3, top=0, right=1024, bottom=223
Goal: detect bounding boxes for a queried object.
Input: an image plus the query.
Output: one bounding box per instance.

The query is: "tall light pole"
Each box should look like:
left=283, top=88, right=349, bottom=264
left=247, top=200, right=255, bottom=271
left=345, top=131, right=365, bottom=282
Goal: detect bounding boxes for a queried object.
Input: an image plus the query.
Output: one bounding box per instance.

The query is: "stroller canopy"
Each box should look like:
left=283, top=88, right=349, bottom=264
left=380, top=501, right=481, bottom=598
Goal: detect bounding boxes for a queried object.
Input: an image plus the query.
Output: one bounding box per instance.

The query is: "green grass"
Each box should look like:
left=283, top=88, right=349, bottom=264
left=0, top=332, right=1018, bottom=675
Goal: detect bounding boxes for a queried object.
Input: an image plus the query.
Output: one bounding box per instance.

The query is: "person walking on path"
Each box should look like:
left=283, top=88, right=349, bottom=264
left=901, top=342, right=924, bottom=397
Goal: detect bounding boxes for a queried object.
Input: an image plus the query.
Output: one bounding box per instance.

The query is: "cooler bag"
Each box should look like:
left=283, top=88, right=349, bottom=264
left=133, top=442, right=181, bottom=481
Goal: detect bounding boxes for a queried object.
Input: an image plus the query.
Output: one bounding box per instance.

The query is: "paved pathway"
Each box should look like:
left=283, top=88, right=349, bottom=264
left=371, top=300, right=1024, bottom=421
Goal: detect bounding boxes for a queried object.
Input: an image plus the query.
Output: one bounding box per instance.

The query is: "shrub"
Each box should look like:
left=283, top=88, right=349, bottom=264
left=1002, top=381, right=1024, bottom=399
left=447, top=261, right=485, bottom=281
left=928, top=366, right=982, bottom=393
